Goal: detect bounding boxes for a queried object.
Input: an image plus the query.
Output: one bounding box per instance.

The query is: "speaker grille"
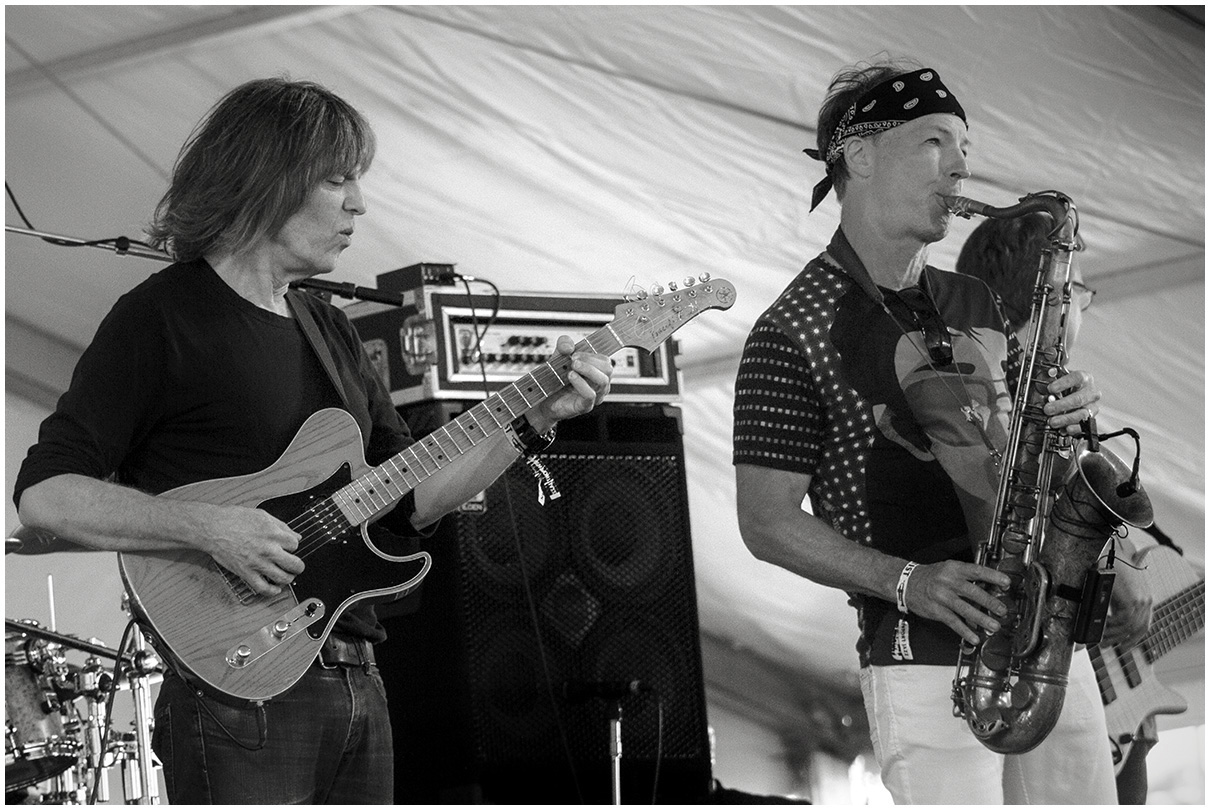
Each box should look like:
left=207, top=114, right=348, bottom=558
left=456, top=453, right=706, bottom=764
left=381, top=404, right=712, bottom=803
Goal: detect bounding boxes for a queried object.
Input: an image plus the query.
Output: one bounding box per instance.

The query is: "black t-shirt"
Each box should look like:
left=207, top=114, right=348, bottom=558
left=14, top=258, right=424, bottom=641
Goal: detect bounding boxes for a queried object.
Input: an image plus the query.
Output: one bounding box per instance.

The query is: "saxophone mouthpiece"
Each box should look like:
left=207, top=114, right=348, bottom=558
left=945, top=195, right=982, bottom=218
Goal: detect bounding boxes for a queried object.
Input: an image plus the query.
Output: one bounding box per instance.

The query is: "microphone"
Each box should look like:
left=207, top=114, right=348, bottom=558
left=290, top=278, right=405, bottom=306
left=562, top=679, right=650, bottom=703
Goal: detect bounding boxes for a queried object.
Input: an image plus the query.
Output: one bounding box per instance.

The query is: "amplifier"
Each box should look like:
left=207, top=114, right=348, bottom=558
left=344, top=265, right=682, bottom=405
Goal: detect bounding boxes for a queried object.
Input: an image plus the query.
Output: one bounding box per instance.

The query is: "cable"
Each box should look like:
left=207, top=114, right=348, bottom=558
left=455, top=274, right=584, bottom=802
left=650, top=694, right=665, bottom=804
left=6, top=181, right=35, bottom=228
left=456, top=272, right=501, bottom=362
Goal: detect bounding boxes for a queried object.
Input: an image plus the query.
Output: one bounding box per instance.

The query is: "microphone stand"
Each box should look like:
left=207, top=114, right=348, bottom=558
left=5, top=225, right=172, bottom=262
left=124, top=630, right=161, bottom=804
left=608, top=698, right=624, bottom=806
left=6, top=224, right=404, bottom=306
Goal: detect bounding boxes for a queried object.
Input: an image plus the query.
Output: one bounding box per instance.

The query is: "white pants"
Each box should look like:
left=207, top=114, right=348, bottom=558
left=859, top=650, right=1116, bottom=804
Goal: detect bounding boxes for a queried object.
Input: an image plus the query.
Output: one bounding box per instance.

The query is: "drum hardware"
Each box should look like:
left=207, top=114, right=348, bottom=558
left=5, top=618, right=163, bottom=804
left=6, top=625, right=82, bottom=792
left=119, top=631, right=159, bottom=805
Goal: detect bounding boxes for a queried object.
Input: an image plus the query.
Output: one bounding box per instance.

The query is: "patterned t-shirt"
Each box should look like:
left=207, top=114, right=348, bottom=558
left=733, top=229, right=1020, bottom=667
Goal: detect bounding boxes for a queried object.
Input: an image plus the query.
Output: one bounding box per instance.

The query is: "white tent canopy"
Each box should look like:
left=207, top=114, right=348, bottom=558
left=5, top=5, right=1204, bottom=801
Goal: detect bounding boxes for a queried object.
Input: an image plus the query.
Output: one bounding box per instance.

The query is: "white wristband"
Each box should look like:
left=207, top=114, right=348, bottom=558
left=895, top=561, right=919, bottom=614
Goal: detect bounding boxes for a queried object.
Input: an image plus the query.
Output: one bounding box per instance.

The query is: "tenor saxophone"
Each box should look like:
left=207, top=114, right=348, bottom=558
left=946, top=191, right=1154, bottom=754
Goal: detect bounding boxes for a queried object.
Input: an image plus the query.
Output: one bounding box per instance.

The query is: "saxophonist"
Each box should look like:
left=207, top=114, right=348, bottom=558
left=733, top=58, right=1115, bottom=803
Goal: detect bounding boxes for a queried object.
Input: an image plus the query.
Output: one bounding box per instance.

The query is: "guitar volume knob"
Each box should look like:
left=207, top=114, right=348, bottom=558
left=228, top=644, right=253, bottom=668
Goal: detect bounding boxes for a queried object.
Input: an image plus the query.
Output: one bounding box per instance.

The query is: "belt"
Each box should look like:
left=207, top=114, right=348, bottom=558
left=316, top=634, right=376, bottom=670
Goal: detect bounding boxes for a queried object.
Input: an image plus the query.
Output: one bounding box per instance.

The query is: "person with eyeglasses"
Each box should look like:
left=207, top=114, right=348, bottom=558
left=955, top=211, right=1098, bottom=346
left=956, top=211, right=1159, bottom=804
left=732, top=57, right=1113, bottom=803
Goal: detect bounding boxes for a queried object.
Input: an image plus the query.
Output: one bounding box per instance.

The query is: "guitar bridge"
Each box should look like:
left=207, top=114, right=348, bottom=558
left=225, top=599, right=326, bottom=669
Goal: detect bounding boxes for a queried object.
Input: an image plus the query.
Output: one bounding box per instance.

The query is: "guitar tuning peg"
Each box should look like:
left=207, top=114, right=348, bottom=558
left=699, top=272, right=712, bottom=283
left=634, top=289, right=648, bottom=300
left=668, top=281, right=678, bottom=291
left=652, top=284, right=665, bottom=296
left=683, top=276, right=696, bottom=287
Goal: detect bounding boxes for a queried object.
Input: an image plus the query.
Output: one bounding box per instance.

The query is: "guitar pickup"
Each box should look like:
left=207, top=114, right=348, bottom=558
left=225, top=599, right=326, bottom=669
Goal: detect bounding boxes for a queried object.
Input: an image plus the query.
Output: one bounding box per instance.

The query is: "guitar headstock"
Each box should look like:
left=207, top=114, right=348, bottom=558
left=609, top=274, right=736, bottom=353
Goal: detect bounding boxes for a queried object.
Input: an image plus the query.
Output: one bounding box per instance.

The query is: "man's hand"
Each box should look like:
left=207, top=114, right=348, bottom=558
left=197, top=504, right=305, bottom=597
left=532, top=335, right=613, bottom=430
left=903, top=561, right=1012, bottom=645
left=1043, top=368, right=1102, bottom=435
left=1099, top=546, right=1154, bottom=648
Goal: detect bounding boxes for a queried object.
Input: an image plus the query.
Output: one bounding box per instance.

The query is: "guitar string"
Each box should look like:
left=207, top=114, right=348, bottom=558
left=1086, top=580, right=1206, bottom=681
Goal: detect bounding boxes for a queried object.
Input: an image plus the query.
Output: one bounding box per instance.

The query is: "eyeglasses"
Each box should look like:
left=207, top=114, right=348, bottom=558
left=898, top=286, right=953, bottom=367
left=1072, top=281, right=1097, bottom=312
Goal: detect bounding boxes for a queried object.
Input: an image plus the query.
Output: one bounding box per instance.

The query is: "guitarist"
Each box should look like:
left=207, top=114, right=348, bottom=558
left=956, top=211, right=1157, bottom=802
left=12, top=78, right=613, bottom=804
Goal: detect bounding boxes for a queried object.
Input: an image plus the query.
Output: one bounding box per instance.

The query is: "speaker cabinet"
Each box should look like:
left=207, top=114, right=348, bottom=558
left=378, top=402, right=712, bottom=804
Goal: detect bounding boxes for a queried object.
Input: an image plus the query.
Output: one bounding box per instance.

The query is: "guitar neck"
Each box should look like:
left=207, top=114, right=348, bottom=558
left=332, top=330, right=618, bottom=525
left=1141, top=579, right=1206, bottom=662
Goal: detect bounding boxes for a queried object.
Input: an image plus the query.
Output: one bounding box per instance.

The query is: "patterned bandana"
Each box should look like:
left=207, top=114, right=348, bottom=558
left=804, top=68, right=966, bottom=211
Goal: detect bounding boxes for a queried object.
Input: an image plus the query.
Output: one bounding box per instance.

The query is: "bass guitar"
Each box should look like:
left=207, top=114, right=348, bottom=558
left=118, top=278, right=736, bottom=703
left=1088, top=543, right=1205, bottom=773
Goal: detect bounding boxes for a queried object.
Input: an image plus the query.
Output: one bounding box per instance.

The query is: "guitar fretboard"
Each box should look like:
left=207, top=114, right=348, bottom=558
left=1143, top=579, right=1206, bottom=662
left=330, top=329, right=620, bottom=524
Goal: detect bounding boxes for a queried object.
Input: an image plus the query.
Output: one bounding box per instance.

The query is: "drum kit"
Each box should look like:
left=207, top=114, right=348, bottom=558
left=4, top=616, right=162, bottom=805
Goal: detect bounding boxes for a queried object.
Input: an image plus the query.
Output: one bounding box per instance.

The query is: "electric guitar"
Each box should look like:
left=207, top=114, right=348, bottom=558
left=117, top=278, right=736, bottom=703
left=1088, top=543, right=1205, bottom=773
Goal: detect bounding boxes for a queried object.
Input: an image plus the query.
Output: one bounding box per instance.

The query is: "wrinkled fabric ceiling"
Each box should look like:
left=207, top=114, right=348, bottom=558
left=5, top=6, right=1204, bottom=715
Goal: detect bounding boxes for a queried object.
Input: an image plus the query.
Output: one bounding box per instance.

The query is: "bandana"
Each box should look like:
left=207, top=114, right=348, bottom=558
left=804, top=68, right=966, bottom=211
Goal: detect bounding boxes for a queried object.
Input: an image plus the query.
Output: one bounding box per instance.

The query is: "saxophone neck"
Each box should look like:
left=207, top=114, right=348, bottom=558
left=945, top=191, right=1076, bottom=241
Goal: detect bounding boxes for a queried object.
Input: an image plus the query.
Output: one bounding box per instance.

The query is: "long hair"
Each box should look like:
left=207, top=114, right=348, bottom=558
left=815, top=57, right=922, bottom=199
left=147, top=78, right=376, bottom=261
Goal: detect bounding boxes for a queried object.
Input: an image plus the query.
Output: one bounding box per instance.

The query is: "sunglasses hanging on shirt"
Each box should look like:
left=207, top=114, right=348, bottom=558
left=897, top=285, right=954, bottom=367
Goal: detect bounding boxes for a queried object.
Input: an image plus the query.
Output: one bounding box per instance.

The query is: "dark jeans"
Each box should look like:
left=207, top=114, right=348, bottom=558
left=152, top=663, right=393, bottom=804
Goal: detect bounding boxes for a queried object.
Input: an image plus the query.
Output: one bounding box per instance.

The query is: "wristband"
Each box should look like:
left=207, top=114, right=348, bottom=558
left=895, top=561, right=919, bottom=615
left=508, top=415, right=556, bottom=457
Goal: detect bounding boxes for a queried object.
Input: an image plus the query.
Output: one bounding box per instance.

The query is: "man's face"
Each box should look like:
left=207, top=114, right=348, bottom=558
left=865, top=113, right=970, bottom=244
left=269, top=172, right=366, bottom=278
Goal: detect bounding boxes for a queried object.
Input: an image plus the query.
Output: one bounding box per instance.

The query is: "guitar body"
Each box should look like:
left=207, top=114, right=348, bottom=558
left=1090, top=543, right=1203, bottom=773
left=118, top=409, right=431, bottom=703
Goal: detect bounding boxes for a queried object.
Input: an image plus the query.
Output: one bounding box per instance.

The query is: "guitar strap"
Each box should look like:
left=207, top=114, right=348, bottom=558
left=286, top=289, right=355, bottom=415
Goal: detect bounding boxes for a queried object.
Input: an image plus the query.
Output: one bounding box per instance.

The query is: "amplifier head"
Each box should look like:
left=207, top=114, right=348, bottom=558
left=346, top=268, right=683, bottom=404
